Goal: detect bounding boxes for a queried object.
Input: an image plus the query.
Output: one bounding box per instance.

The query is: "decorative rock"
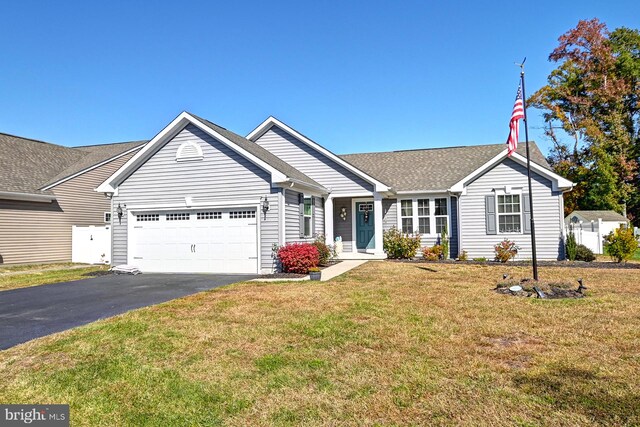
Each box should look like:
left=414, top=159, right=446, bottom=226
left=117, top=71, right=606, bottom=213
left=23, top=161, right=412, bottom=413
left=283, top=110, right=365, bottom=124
left=509, top=285, right=523, bottom=292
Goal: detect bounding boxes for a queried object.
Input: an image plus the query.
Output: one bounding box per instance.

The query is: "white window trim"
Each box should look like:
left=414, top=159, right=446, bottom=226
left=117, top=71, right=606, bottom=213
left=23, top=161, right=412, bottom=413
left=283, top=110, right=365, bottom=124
left=397, top=195, right=450, bottom=237
left=494, top=188, right=523, bottom=234
left=303, top=195, right=313, bottom=238
left=104, top=212, right=112, bottom=223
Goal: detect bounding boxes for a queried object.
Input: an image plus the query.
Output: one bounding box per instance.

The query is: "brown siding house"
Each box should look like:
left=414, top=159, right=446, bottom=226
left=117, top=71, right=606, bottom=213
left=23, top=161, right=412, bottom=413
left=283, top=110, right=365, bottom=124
left=0, top=133, right=144, bottom=264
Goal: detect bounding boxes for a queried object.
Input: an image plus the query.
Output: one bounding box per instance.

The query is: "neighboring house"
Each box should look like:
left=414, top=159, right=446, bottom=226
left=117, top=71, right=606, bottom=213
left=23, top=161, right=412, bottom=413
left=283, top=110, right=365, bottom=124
left=0, top=133, right=144, bottom=264
left=98, top=112, right=573, bottom=274
left=565, top=210, right=629, bottom=254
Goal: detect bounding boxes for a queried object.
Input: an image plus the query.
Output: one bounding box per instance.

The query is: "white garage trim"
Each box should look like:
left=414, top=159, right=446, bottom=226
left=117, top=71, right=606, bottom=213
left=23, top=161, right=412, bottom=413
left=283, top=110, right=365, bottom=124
left=127, top=202, right=261, bottom=274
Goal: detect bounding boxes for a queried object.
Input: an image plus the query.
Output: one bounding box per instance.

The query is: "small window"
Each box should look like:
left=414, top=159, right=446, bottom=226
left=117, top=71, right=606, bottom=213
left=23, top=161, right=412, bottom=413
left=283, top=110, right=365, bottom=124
left=197, top=211, right=221, bottom=220
left=417, top=199, right=430, bottom=234
left=434, top=198, right=448, bottom=234
left=498, top=194, right=521, bottom=233
left=176, top=141, right=204, bottom=162
left=104, top=212, right=112, bottom=223
left=136, top=214, right=159, bottom=222
left=400, top=200, right=413, bottom=233
left=358, top=203, right=373, bottom=211
left=230, top=210, right=256, bottom=219
left=167, top=213, right=190, bottom=221
left=303, top=197, right=313, bottom=237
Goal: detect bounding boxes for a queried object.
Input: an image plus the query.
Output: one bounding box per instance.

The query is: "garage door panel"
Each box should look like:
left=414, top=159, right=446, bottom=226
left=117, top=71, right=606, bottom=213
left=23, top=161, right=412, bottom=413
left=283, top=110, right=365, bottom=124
left=130, top=208, right=258, bottom=274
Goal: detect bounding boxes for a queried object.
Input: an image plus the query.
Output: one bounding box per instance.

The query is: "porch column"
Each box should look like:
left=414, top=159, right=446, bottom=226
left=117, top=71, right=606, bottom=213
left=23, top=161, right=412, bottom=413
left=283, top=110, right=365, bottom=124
left=325, top=196, right=334, bottom=245
left=373, top=192, right=384, bottom=254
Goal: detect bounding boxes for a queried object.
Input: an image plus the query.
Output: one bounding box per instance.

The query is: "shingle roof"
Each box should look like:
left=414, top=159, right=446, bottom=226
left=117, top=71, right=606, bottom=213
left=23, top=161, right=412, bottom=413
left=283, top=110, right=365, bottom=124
left=568, top=210, right=628, bottom=222
left=42, top=140, right=146, bottom=188
left=339, top=143, right=550, bottom=192
left=190, top=113, right=325, bottom=190
left=0, top=132, right=144, bottom=196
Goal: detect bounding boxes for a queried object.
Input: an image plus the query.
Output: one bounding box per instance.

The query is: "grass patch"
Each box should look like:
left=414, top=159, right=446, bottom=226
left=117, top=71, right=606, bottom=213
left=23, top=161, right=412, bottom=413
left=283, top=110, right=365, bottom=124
left=1, top=262, right=639, bottom=425
left=0, top=265, right=109, bottom=291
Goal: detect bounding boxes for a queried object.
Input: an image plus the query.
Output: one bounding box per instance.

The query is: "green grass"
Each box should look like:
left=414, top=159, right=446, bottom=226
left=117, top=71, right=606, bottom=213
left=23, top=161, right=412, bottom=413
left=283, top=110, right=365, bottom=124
left=1, top=262, right=639, bottom=426
left=0, top=265, right=109, bottom=291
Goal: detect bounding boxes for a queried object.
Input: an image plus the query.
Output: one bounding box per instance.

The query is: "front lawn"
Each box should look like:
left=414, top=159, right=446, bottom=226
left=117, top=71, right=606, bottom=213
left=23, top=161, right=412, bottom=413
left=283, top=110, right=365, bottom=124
left=1, top=262, right=639, bottom=425
left=0, top=264, right=109, bottom=291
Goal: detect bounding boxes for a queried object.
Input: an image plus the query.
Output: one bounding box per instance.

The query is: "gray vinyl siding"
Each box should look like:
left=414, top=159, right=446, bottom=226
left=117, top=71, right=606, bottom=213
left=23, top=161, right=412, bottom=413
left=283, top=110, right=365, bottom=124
left=284, top=189, right=303, bottom=243
left=254, top=126, right=374, bottom=194
left=382, top=198, right=397, bottom=232
left=0, top=152, right=135, bottom=264
left=314, top=196, right=324, bottom=237
left=332, top=197, right=353, bottom=252
left=459, top=158, right=564, bottom=260
left=283, top=190, right=324, bottom=244
left=111, top=124, right=279, bottom=272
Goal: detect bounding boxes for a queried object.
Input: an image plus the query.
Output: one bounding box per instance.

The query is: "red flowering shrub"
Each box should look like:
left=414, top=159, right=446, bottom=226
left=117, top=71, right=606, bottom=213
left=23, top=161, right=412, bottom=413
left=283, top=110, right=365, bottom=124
left=277, top=243, right=319, bottom=274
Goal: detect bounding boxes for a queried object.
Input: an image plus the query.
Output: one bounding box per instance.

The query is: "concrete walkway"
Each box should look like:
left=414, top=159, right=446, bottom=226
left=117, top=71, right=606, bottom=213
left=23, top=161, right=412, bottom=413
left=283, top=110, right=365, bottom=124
left=320, top=260, right=367, bottom=281
left=253, top=260, right=367, bottom=282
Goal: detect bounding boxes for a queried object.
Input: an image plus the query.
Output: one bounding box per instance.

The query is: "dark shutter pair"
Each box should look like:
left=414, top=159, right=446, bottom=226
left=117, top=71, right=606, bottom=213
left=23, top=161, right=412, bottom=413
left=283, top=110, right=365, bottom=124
left=485, top=194, right=531, bottom=235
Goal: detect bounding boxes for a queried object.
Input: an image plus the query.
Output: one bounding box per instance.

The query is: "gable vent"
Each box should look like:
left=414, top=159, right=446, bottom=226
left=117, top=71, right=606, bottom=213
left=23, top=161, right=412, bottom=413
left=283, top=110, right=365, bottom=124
left=176, top=141, right=204, bottom=162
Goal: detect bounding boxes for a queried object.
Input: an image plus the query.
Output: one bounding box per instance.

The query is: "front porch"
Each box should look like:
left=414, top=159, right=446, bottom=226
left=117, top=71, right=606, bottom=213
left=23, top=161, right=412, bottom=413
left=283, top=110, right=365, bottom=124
left=325, top=194, right=391, bottom=257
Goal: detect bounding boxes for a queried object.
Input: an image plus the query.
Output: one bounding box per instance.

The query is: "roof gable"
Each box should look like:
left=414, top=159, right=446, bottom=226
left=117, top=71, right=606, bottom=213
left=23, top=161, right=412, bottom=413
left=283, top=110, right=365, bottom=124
left=0, top=132, right=145, bottom=199
left=340, top=142, right=561, bottom=192
left=97, top=112, right=325, bottom=194
left=247, top=117, right=390, bottom=192
left=567, top=210, right=628, bottom=223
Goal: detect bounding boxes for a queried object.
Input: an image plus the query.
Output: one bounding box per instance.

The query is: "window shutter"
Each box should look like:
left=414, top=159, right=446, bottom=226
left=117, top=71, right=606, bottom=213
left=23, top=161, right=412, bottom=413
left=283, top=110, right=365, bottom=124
left=485, top=195, right=497, bottom=235
left=298, top=193, right=305, bottom=238
left=522, top=193, right=531, bottom=234
left=311, top=196, right=316, bottom=236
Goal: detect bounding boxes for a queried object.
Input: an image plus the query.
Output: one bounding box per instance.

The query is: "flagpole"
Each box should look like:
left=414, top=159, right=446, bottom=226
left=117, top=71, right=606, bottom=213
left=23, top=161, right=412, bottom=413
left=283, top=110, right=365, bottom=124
left=518, top=60, right=539, bottom=281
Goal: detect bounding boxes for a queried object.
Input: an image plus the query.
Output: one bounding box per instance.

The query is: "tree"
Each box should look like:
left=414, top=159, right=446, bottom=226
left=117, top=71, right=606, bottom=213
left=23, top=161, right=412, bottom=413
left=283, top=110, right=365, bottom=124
left=529, top=19, right=640, bottom=223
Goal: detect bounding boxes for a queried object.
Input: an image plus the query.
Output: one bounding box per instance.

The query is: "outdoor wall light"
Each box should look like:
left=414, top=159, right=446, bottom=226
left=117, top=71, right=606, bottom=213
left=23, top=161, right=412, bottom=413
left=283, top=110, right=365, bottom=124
left=261, top=196, right=270, bottom=217
left=340, top=207, right=347, bottom=221
left=116, top=203, right=124, bottom=224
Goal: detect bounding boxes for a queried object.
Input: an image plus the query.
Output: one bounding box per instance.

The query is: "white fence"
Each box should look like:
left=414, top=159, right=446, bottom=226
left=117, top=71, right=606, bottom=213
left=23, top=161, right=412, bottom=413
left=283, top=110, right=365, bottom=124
left=566, top=227, right=603, bottom=254
left=72, top=225, right=111, bottom=264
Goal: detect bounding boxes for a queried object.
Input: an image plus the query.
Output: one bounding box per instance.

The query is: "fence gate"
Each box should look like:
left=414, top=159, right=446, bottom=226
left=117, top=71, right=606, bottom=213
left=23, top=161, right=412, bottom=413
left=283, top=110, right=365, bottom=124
left=72, top=225, right=111, bottom=264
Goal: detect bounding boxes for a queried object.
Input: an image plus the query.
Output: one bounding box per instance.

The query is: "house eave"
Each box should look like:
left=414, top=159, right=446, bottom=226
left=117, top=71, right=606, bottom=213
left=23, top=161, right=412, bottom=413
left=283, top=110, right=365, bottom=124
left=0, top=191, right=56, bottom=203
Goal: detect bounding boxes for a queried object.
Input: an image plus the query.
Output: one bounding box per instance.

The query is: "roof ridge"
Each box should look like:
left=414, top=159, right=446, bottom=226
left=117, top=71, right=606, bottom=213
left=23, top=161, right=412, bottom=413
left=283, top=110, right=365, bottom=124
left=340, top=142, right=539, bottom=157
left=0, top=131, right=70, bottom=148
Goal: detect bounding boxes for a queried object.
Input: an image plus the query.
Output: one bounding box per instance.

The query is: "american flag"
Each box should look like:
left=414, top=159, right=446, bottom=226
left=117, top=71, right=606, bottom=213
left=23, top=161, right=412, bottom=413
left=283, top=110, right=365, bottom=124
left=506, top=82, right=524, bottom=156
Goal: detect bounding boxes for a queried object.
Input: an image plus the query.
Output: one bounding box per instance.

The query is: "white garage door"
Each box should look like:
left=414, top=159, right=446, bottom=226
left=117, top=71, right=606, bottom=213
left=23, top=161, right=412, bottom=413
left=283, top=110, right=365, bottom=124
left=130, top=208, right=258, bottom=273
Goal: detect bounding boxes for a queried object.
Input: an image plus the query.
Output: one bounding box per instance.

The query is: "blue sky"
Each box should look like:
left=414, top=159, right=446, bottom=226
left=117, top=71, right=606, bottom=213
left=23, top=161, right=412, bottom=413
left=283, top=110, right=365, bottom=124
left=1, top=1, right=639, bottom=155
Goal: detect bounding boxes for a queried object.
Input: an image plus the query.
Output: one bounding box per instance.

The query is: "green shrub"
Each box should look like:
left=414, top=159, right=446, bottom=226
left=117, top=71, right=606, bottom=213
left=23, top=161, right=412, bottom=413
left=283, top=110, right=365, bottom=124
left=473, top=257, right=488, bottom=262
left=422, top=244, right=443, bottom=261
left=383, top=227, right=421, bottom=259
left=494, top=239, right=519, bottom=263
left=566, top=231, right=578, bottom=261
left=312, top=234, right=335, bottom=266
left=458, top=250, right=468, bottom=261
left=575, top=244, right=595, bottom=262
left=605, top=227, right=638, bottom=263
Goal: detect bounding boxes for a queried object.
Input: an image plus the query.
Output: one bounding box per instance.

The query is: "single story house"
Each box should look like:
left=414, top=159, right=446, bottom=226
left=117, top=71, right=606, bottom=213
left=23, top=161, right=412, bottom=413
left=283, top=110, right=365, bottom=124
left=565, top=210, right=629, bottom=254
left=0, top=132, right=144, bottom=264
left=97, top=112, right=573, bottom=274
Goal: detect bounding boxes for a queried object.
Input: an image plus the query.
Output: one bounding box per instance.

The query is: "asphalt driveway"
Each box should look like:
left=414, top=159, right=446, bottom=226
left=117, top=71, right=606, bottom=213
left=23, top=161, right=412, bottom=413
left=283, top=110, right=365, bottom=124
left=0, top=273, right=255, bottom=350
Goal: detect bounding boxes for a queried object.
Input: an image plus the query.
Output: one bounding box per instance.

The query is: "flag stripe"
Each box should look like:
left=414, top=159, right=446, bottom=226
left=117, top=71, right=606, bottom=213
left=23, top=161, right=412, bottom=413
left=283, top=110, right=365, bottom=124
left=506, top=82, right=524, bottom=156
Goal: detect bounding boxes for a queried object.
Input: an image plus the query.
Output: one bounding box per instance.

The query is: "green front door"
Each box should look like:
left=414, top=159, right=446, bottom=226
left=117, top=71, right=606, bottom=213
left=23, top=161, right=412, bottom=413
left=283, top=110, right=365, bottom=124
left=355, top=202, right=375, bottom=250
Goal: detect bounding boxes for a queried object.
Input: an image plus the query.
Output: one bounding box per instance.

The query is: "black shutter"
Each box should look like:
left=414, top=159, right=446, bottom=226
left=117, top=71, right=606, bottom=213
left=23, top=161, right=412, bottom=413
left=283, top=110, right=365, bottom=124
left=485, top=195, right=497, bottom=235
left=522, top=193, right=531, bottom=234
left=299, top=193, right=305, bottom=238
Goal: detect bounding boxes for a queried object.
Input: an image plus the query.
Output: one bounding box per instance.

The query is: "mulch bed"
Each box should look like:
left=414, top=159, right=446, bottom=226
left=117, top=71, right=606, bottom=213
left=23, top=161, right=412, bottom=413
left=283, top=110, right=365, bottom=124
left=258, top=260, right=342, bottom=279
left=386, top=258, right=640, bottom=269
